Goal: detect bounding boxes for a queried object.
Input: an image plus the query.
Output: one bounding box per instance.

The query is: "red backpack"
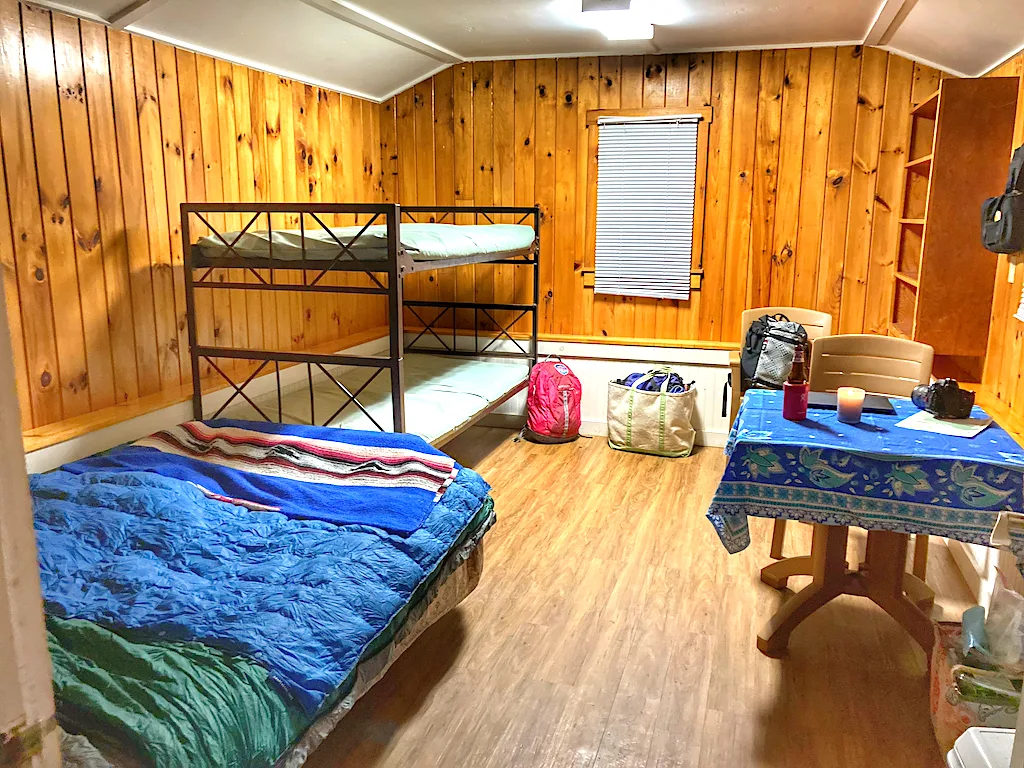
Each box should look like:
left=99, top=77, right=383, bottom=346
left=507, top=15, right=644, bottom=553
left=524, top=358, right=582, bottom=444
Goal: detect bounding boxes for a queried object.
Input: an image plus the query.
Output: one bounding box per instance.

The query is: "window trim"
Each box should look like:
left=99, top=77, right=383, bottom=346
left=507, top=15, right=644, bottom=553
left=585, top=106, right=714, bottom=298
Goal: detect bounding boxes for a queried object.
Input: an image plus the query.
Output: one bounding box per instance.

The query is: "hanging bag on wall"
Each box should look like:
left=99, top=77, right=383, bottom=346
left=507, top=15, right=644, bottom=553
left=982, top=146, right=1024, bottom=255
left=607, top=367, right=697, bottom=458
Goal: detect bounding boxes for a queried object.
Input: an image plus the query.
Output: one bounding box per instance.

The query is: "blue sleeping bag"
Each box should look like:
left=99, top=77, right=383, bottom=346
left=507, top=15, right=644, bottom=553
left=33, top=465, right=491, bottom=714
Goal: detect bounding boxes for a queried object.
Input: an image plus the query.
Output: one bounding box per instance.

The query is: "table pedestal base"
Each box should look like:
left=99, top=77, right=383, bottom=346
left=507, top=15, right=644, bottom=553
left=757, top=525, right=936, bottom=658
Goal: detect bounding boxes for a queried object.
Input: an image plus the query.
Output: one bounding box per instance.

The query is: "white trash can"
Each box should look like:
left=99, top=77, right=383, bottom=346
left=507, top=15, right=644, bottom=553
left=946, top=727, right=1014, bottom=768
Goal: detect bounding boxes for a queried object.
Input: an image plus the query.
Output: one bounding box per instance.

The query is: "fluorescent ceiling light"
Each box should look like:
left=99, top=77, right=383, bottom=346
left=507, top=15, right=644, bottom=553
left=549, top=0, right=685, bottom=41
left=595, top=12, right=654, bottom=40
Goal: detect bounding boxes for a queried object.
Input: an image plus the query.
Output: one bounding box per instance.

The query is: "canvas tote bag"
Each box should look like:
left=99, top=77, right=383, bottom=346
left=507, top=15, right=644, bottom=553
left=607, top=368, right=697, bottom=457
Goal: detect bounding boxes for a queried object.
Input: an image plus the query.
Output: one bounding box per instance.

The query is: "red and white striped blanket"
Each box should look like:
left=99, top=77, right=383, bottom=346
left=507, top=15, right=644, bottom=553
left=134, top=421, right=459, bottom=509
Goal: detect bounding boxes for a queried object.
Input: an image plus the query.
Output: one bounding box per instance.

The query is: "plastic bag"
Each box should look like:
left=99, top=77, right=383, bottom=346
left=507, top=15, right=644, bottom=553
left=987, top=569, right=1024, bottom=672
left=931, top=622, right=1021, bottom=754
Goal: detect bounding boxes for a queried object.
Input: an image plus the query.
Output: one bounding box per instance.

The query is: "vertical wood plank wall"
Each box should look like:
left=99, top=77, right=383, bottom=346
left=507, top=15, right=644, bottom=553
left=382, top=48, right=941, bottom=346
left=983, top=53, right=1024, bottom=416
left=0, top=1, right=383, bottom=432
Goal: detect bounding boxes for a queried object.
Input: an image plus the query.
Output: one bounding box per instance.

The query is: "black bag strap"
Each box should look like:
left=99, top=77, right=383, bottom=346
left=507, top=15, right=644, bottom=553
left=1006, top=146, right=1024, bottom=195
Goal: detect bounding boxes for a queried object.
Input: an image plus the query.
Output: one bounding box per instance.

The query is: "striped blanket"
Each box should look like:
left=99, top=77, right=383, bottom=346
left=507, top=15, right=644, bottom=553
left=61, top=420, right=460, bottom=535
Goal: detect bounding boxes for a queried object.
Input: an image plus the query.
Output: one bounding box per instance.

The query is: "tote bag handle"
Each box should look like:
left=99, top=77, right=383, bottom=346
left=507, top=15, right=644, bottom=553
left=630, top=367, right=675, bottom=394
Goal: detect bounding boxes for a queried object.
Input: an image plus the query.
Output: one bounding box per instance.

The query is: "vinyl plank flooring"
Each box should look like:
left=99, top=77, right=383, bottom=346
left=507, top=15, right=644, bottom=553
left=305, top=430, right=973, bottom=768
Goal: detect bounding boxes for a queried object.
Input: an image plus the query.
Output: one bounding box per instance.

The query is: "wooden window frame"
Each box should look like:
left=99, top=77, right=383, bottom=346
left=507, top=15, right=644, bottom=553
left=582, top=107, right=714, bottom=293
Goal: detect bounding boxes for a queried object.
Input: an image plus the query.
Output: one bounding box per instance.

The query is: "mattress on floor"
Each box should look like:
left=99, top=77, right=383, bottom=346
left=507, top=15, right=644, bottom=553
left=195, top=222, right=535, bottom=262
left=53, top=508, right=493, bottom=768
left=223, top=354, right=529, bottom=444
left=35, top=424, right=496, bottom=768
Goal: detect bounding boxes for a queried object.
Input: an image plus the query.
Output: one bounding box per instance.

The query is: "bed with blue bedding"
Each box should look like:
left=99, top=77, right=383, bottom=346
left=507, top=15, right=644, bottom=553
left=32, top=420, right=495, bottom=768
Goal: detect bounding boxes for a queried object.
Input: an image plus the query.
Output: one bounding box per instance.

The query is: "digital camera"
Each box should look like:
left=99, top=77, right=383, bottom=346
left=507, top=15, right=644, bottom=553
left=910, top=378, right=975, bottom=420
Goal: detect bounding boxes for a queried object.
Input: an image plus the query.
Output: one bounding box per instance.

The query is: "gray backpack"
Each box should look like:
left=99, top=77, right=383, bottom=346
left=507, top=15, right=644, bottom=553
left=741, top=314, right=809, bottom=389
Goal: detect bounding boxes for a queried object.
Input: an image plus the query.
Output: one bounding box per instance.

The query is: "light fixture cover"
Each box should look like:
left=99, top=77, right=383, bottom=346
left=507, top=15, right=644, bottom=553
left=602, top=19, right=654, bottom=39
left=582, top=0, right=631, bottom=11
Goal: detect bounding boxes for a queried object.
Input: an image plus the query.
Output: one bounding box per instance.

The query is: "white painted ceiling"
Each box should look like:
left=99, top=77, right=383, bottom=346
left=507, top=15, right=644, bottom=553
left=39, top=0, right=1024, bottom=101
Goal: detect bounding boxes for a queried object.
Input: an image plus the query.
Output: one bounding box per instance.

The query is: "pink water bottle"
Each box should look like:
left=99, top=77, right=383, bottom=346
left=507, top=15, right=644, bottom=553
left=782, top=345, right=809, bottom=421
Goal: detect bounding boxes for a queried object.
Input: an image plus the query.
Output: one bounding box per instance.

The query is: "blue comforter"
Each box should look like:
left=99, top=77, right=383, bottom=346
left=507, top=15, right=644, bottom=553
left=33, top=466, right=491, bottom=715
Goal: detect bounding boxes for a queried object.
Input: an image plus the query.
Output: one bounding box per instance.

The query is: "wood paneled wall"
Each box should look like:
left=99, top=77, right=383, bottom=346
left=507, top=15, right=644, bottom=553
left=382, top=48, right=941, bottom=344
left=982, top=53, right=1024, bottom=414
left=0, top=1, right=382, bottom=432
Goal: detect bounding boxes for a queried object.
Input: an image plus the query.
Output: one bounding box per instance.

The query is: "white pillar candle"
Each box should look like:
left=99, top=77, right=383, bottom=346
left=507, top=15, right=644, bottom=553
left=837, top=386, right=866, bottom=424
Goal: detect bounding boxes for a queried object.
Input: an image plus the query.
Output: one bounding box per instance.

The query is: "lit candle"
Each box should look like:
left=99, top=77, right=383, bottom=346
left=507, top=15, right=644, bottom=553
left=837, top=387, right=866, bottom=424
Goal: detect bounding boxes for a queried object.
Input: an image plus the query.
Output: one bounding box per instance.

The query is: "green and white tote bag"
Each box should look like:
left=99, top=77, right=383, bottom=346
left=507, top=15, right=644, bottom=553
left=606, top=368, right=697, bottom=458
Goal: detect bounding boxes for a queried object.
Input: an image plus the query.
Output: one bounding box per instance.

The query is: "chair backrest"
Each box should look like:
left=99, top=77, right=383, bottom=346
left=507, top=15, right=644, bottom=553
left=739, top=307, right=833, bottom=345
left=808, top=334, right=934, bottom=397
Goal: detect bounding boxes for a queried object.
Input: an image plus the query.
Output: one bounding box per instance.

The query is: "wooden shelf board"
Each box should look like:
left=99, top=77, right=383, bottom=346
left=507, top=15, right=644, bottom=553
left=912, top=89, right=940, bottom=120
left=899, top=218, right=926, bottom=227
left=895, top=271, right=920, bottom=288
left=905, top=154, right=933, bottom=175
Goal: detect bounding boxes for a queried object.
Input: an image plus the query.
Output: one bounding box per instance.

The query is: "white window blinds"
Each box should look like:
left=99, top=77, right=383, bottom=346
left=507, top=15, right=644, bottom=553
left=594, top=116, right=700, bottom=300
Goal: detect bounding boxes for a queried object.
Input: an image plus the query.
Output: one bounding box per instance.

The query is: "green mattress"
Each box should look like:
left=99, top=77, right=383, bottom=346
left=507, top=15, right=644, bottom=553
left=222, top=353, right=529, bottom=445
left=196, top=222, right=535, bottom=262
left=51, top=497, right=495, bottom=768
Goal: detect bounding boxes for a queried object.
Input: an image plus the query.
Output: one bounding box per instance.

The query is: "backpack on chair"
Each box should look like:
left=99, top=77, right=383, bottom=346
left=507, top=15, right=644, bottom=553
left=523, top=358, right=582, bottom=444
left=740, top=314, right=809, bottom=390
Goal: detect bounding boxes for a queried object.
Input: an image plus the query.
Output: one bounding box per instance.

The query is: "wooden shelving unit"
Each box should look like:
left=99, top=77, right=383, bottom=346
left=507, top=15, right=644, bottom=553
left=889, top=78, right=1019, bottom=357
left=905, top=155, right=932, bottom=176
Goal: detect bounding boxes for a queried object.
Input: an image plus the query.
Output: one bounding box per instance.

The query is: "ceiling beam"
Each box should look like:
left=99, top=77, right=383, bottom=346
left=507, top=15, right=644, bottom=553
left=297, top=0, right=463, bottom=64
left=107, top=0, right=172, bottom=29
left=864, top=0, right=919, bottom=46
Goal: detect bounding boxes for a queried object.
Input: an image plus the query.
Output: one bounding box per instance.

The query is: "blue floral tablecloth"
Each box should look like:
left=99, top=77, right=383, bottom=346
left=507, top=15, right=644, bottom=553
left=707, top=390, right=1024, bottom=563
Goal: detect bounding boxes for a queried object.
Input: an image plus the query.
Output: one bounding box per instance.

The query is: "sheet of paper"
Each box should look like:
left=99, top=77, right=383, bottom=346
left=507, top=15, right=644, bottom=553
left=894, top=409, right=993, bottom=438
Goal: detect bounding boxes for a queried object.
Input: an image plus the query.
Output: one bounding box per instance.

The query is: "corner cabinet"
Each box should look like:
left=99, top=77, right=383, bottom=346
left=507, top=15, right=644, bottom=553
left=889, top=78, right=1018, bottom=358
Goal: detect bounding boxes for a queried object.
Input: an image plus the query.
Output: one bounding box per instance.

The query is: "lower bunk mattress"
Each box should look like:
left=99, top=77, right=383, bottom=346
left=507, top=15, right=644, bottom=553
left=32, top=420, right=495, bottom=768
left=221, top=353, right=529, bottom=445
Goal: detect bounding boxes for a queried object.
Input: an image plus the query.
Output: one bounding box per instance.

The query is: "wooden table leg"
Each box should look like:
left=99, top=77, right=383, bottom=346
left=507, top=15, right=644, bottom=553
left=757, top=527, right=936, bottom=659
left=860, top=530, right=936, bottom=655
left=757, top=524, right=850, bottom=657
left=770, top=518, right=788, bottom=560
left=913, top=534, right=930, bottom=580
left=761, top=555, right=813, bottom=589
left=902, top=573, right=935, bottom=614
left=761, top=526, right=935, bottom=609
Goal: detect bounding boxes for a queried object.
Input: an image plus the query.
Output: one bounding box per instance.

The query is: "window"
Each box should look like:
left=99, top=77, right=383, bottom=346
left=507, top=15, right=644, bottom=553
left=594, top=116, right=701, bottom=301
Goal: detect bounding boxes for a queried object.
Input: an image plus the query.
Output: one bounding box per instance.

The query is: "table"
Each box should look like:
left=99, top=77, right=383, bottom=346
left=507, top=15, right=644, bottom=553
left=707, top=390, right=1024, bottom=657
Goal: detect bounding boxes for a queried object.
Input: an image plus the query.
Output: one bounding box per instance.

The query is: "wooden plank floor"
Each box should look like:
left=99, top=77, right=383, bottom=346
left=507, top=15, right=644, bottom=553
left=307, top=429, right=974, bottom=768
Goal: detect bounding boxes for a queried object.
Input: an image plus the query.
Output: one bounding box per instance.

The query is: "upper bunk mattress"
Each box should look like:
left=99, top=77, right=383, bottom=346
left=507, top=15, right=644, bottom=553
left=223, top=354, right=530, bottom=445
left=195, top=222, right=536, bottom=262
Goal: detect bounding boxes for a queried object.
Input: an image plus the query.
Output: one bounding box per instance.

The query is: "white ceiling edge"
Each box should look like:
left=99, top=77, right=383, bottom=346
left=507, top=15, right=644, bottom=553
left=26, top=0, right=107, bottom=24
left=377, top=61, right=455, bottom=102
left=879, top=44, right=969, bottom=78
left=302, top=0, right=463, bottom=63
left=468, top=39, right=868, bottom=62
left=978, top=40, right=1024, bottom=78
left=125, top=26, right=382, bottom=100
left=21, top=0, right=387, bottom=100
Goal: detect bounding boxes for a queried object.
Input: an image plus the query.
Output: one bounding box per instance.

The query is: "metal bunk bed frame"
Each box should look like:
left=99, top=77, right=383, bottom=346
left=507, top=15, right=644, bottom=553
left=180, top=202, right=540, bottom=444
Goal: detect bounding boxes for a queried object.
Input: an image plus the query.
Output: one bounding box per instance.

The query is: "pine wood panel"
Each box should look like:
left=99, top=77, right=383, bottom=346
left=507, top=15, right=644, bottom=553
left=23, top=5, right=90, bottom=420
left=390, top=48, right=932, bottom=345
left=0, top=3, right=382, bottom=432
left=981, top=52, right=1024, bottom=414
